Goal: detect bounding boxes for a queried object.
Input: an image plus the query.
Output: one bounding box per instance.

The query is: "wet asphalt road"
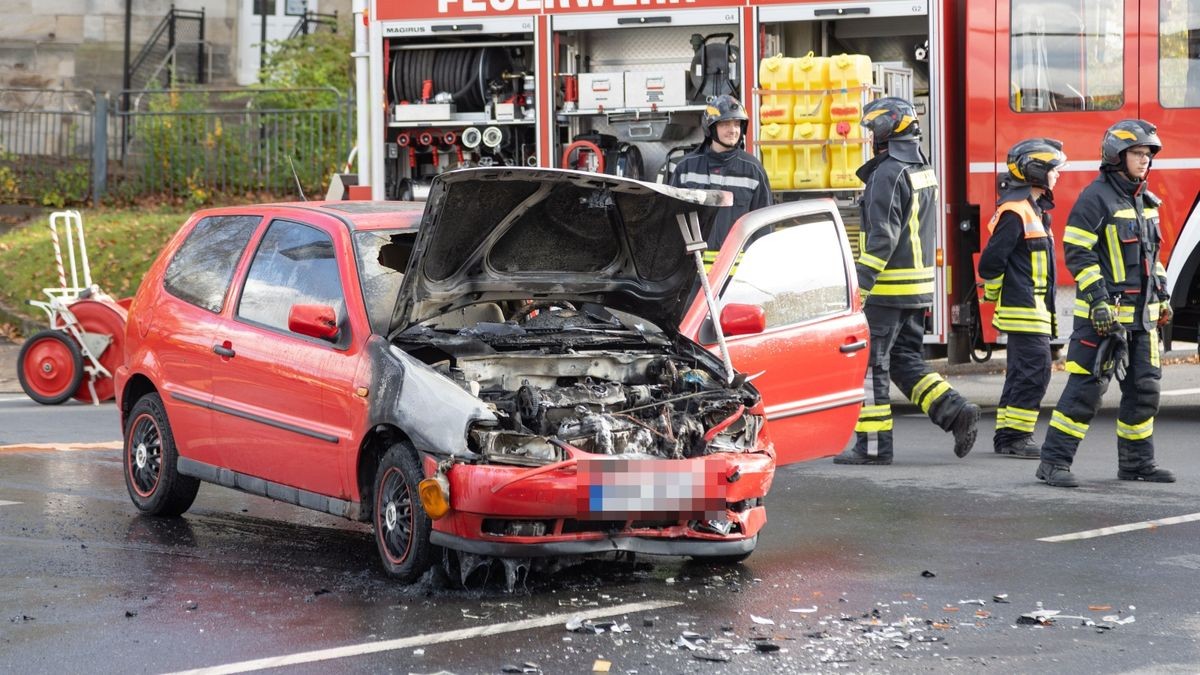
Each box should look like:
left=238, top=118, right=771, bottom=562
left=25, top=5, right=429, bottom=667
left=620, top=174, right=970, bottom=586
left=2, top=350, right=1200, bottom=673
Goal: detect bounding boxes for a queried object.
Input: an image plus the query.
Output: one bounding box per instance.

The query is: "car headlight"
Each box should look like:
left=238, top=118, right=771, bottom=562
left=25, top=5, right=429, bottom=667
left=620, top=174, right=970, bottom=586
left=470, top=427, right=564, bottom=466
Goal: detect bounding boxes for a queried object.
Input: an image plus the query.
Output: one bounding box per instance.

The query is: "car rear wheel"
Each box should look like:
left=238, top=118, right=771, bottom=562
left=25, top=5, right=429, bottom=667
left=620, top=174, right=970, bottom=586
left=18, top=329, right=84, bottom=405
left=123, top=393, right=200, bottom=516
left=373, top=442, right=434, bottom=582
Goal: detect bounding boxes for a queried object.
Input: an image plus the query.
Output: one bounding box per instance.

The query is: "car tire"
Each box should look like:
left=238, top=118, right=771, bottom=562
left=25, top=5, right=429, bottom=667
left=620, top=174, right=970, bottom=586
left=18, top=329, right=84, bottom=405
left=373, top=442, right=434, bottom=583
left=123, top=393, right=200, bottom=517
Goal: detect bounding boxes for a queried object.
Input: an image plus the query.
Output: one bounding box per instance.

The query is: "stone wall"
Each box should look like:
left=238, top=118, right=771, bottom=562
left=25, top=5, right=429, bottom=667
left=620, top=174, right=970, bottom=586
left=1, top=0, right=350, bottom=94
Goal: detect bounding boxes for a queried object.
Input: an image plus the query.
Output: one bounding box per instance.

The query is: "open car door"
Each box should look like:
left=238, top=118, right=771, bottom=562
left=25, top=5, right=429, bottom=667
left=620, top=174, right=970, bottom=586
left=681, top=199, right=869, bottom=465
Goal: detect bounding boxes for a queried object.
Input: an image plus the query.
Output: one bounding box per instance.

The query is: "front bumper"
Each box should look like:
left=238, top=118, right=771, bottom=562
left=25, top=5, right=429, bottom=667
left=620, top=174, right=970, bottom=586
left=427, top=451, right=773, bottom=557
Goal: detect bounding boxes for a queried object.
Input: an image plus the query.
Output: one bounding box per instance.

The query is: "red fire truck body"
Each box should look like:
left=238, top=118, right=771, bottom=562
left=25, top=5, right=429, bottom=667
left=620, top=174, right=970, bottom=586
left=354, top=0, right=1200, bottom=361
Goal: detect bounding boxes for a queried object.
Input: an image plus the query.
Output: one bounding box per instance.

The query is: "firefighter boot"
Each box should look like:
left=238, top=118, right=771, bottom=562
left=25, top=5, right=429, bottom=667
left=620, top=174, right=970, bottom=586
left=832, top=449, right=892, bottom=465
left=1036, top=461, right=1079, bottom=488
left=951, top=403, right=980, bottom=458
left=1118, top=466, right=1176, bottom=483
left=995, top=436, right=1041, bottom=459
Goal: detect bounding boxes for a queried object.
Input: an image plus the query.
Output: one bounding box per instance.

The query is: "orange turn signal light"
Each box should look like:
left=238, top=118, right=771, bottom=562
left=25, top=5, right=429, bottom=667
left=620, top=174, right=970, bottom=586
left=418, top=475, right=451, bottom=520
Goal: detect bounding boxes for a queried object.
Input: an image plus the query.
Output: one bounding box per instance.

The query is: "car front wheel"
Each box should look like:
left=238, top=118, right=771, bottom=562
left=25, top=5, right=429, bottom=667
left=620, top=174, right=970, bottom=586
left=373, top=442, right=433, bottom=582
left=123, top=393, right=200, bottom=516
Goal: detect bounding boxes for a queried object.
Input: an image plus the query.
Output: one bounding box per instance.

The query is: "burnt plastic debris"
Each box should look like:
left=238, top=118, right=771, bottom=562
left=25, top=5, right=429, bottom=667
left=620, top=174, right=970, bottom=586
left=921, top=570, right=937, bottom=578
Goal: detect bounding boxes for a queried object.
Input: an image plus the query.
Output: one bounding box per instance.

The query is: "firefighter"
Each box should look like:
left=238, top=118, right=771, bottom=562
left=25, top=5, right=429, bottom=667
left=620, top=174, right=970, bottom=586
left=669, top=94, right=772, bottom=266
left=978, top=138, right=1067, bottom=458
left=834, top=97, right=980, bottom=465
left=1036, top=119, right=1175, bottom=487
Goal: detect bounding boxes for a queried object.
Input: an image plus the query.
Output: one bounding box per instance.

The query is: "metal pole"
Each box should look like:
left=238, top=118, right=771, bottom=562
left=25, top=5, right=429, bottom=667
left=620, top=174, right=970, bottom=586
left=198, top=7, right=206, bottom=84
left=92, top=92, right=107, bottom=207
left=167, top=4, right=176, bottom=87
left=260, top=0, right=268, bottom=79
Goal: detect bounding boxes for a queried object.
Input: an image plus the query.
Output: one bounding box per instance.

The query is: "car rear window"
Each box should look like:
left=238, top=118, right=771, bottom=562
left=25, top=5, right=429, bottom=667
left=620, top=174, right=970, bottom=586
left=163, top=215, right=260, bottom=313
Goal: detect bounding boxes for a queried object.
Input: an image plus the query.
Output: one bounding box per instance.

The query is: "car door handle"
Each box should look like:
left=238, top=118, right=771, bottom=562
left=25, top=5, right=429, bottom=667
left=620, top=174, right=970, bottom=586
left=839, top=339, right=868, bottom=353
left=212, top=344, right=236, bottom=358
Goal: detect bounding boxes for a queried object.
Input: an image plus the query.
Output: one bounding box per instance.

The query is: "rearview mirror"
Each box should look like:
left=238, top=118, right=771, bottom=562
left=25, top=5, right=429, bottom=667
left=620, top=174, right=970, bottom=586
left=288, top=304, right=339, bottom=341
left=719, top=303, right=766, bottom=337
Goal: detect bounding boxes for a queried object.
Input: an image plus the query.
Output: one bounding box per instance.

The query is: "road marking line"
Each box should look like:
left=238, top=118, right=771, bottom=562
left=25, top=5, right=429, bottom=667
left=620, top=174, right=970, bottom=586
left=0, top=441, right=122, bottom=453
left=0, top=500, right=20, bottom=507
left=1038, top=512, right=1200, bottom=542
left=166, top=598, right=680, bottom=675
left=1161, top=387, right=1200, bottom=397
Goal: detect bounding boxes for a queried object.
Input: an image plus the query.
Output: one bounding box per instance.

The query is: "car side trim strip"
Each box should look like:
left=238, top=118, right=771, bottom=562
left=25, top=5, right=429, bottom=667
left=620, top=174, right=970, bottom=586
left=431, top=530, right=756, bottom=558
left=177, top=457, right=361, bottom=520
left=171, top=392, right=340, bottom=443
left=765, top=389, right=865, bottom=421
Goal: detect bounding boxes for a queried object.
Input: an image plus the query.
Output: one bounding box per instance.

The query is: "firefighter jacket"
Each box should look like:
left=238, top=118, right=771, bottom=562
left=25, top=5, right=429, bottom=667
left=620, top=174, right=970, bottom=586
left=978, top=194, right=1057, bottom=336
left=854, top=140, right=938, bottom=309
left=670, top=144, right=773, bottom=259
left=1062, top=168, right=1169, bottom=332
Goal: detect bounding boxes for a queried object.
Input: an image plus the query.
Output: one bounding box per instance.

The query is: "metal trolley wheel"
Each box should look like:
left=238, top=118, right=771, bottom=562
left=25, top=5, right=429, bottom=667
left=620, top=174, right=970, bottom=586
left=17, top=329, right=84, bottom=405
left=65, top=298, right=128, bottom=404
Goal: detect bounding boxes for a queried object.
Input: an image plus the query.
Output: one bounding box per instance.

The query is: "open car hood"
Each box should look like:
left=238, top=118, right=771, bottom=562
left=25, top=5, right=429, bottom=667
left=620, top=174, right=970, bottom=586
left=392, top=168, right=729, bottom=332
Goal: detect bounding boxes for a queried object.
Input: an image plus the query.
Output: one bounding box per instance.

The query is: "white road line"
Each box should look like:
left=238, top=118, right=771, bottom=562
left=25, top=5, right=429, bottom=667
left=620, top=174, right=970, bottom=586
left=0, top=441, right=122, bottom=452
left=1161, top=387, right=1200, bottom=397
left=166, top=598, right=680, bottom=675
left=0, top=500, right=20, bottom=507
left=1038, top=512, right=1200, bottom=543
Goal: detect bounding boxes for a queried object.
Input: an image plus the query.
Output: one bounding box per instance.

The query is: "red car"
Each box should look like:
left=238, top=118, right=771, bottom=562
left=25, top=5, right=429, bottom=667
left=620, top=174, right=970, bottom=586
left=116, top=168, right=866, bottom=584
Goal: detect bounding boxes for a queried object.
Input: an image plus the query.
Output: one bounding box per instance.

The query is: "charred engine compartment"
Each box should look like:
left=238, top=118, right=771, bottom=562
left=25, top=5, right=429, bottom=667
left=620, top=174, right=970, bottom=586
left=446, top=351, right=761, bottom=465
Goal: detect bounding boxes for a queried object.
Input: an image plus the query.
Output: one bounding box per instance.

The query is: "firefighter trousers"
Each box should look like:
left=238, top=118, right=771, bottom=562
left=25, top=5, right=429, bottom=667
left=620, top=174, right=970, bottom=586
left=994, top=333, right=1051, bottom=450
left=855, top=305, right=972, bottom=459
left=1040, top=327, right=1161, bottom=471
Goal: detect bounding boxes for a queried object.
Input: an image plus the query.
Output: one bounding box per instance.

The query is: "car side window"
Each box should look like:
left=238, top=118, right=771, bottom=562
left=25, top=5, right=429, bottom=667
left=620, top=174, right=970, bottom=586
left=163, top=215, right=260, bottom=313
left=237, top=219, right=347, bottom=338
left=721, top=216, right=850, bottom=329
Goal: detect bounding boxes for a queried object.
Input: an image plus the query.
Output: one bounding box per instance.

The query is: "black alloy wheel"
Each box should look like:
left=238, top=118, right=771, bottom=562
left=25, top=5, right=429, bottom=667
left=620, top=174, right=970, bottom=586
left=372, top=442, right=433, bottom=582
left=123, top=393, right=199, bottom=517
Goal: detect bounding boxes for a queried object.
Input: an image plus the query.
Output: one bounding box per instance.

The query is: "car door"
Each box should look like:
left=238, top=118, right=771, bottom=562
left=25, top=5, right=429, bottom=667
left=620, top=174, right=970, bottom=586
left=148, top=214, right=260, bottom=468
left=210, top=215, right=365, bottom=498
left=681, top=200, right=869, bottom=465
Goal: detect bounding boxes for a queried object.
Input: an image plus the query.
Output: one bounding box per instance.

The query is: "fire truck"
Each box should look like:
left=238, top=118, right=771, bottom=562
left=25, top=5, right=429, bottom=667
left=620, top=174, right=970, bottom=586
left=347, top=0, right=1200, bottom=363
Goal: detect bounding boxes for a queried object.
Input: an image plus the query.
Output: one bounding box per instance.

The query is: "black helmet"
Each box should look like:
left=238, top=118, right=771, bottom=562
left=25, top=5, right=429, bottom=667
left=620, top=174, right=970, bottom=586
left=1101, top=119, right=1162, bottom=167
left=1006, top=138, right=1067, bottom=189
left=861, top=97, right=920, bottom=144
left=702, top=94, right=748, bottom=140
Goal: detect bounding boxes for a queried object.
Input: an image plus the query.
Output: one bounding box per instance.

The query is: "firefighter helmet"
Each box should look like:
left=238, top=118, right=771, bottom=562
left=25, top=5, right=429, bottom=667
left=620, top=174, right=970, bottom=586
left=1101, top=119, right=1161, bottom=167
left=701, top=94, right=749, bottom=140
left=860, top=97, right=920, bottom=144
left=1006, top=138, right=1067, bottom=189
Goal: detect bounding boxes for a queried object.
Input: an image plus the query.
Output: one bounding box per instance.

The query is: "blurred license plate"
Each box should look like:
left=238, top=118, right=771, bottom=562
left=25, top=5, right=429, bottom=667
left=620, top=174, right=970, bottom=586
left=576, top=458, right=728, bottom=519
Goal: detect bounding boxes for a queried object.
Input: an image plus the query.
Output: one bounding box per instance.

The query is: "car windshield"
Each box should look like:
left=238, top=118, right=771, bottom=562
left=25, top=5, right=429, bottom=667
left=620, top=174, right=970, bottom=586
left=354, top=229, right=413, bottom=335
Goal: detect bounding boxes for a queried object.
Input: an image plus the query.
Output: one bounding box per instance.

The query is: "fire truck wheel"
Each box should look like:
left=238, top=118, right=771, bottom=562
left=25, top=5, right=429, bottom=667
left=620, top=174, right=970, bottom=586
left=123, top=393, right=200, bottom=517
left=373, top=442, right=434, bottom=583
left=17, top=329, right=84, bottom=405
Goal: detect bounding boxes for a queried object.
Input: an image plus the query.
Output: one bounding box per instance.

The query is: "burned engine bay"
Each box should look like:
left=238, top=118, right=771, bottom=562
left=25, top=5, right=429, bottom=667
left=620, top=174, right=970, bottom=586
left=398, top=312, right=763, bottom=466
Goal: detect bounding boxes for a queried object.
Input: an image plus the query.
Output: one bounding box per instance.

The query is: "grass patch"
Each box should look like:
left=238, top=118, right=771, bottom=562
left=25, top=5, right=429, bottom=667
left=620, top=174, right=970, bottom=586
left=0, top=206, right=192, bottom=336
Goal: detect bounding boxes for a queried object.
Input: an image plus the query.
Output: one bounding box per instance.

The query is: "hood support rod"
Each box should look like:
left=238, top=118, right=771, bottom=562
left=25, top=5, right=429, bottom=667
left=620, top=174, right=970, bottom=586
left=677, top=211, right=734, bottom=384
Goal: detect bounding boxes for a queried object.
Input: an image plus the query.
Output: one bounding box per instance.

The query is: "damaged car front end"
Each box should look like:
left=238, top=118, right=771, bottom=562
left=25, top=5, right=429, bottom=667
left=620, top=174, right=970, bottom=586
left=377, top=168, right=773, bottom=581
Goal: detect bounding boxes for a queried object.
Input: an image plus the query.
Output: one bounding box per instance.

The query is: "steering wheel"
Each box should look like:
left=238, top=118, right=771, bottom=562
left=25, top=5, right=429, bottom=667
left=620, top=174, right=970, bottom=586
left=510, top=300, right=577, bottom=323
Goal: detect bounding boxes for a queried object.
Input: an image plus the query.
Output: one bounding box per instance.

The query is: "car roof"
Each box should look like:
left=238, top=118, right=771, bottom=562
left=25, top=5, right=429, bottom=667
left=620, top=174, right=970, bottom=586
left=195, top=200, right=424, bottom=233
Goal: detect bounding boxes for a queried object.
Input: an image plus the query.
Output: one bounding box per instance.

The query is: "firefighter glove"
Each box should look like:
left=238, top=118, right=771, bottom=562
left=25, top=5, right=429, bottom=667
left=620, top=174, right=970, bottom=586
left=1090, top=301, right=1115, bottom=336
left=1157, top=300, right=1173, bottom=327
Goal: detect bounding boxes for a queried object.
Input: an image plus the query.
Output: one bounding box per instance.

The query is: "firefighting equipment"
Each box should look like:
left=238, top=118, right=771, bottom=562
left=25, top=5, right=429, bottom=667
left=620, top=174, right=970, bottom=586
left=1036, top=462, right=1079, bottom=488
left=1093, top=324, right=1128, bottom=379
left=992, top=333, right=1051, bottom=456
left=701, top=94, right=749, bottom=144
left=860, top=97, right=920, bottom=146
left=979, top=196, right=1055, bottom=336
left=1005, top=138, right=1066, bottom=190
left=1090, top=301, right=1116, bottom=336
left=1101, top=119, right=1162, bottom=167
left=1117, top=465, right=1176, bottom=482
left=1157, top=300, right=1173, bottom=327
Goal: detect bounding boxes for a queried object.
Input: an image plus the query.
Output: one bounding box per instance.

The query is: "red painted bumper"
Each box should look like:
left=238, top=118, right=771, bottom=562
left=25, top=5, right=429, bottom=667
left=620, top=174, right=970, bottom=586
left=427, top=450, right=773, bottom=558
